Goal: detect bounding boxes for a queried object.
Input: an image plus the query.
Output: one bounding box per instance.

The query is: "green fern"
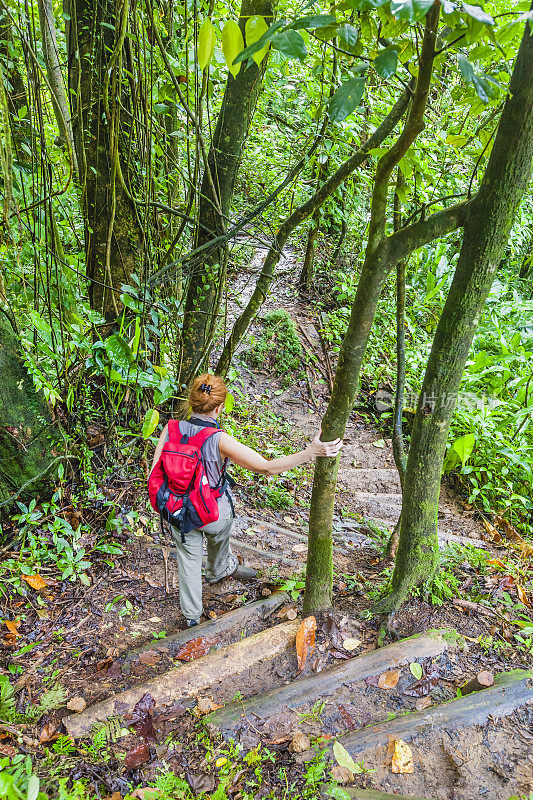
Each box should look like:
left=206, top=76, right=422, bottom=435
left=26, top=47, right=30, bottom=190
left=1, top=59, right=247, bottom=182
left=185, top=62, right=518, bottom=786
left=26, top=684, right=68, bottom=720
left=90, top=717, right=122, bottom=748
left=0, top=675, right=16, bottom=721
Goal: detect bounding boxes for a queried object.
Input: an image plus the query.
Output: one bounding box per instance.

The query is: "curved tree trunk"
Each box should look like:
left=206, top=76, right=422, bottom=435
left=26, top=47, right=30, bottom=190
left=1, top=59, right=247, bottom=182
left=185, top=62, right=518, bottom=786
left=376, top=12, right=533, bottom=611
left=0, top=314, right=62, bottom=509
left=179, top=0, right=273, bottom=383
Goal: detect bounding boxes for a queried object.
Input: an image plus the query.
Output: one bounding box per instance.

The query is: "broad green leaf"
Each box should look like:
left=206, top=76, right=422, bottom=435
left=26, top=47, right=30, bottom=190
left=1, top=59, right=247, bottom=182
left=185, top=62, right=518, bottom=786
left=409, top=662, right=423, bottom=680
left=337, top=24, right=359, bottom=54
left=222, top=20, right=244, bottom=77
left=328, top=77, right=365, bottom=122
left=271, top=30, right=308, bottom=61
left=462, top=2, right=494, bottom=26
left=374, top=46, right=398, bottom=78
left=104, top=334, right=134, bottom=370
left=289, top=14, right=335, bottom=30
left=332, top=740, right=360, bottom=773
left=27, top=776, right=40, bottom=800
left=142, top=409, right=160, bottom=439
left=343, top=0, right=388, bottom=9
left=197, top=19, right=215, bottom=70
left=225, top=392, right=235, bottom=413
left=313, top=22, right=339, bottom=41
left=324, top=786, right=352, bottom=799
left=245, top=15, right=271, bottom=65
left=389, top=0, right=435, bottom=22
left=453, top=433, right=476, bottom=465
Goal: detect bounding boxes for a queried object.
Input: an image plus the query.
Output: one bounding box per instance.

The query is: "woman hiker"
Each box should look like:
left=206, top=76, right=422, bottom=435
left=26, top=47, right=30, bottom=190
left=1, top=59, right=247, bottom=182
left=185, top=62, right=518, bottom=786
left=150, top=373, right=343, bottom=627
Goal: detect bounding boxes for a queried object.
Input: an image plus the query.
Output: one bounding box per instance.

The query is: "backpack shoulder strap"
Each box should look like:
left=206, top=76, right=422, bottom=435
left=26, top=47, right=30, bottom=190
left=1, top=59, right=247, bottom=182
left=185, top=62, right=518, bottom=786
left=188, top=426, right=220, bottom=449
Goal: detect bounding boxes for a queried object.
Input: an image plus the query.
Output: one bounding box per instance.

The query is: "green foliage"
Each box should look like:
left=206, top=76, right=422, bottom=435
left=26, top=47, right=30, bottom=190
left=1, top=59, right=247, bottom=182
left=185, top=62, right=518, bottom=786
left=246, top=310, right=304, bottom=386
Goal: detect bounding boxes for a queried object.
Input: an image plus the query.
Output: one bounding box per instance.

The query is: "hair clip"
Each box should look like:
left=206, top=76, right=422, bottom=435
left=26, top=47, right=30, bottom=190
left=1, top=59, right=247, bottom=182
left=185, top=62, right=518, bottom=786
left=199, top=383, right=212, bottom=394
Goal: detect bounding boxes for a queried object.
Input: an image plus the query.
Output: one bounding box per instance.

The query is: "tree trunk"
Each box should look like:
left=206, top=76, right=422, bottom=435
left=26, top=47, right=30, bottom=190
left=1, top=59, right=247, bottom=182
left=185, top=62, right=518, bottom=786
left=0, top=314, right=62, bottom=509
left=179, top=0, right=273, bottom=382
left=298, top=160, right=328, bottom=292
left=376, top=12, right=533, bottom=611
left=303, top=4, right=442, bottom=613
left=67, top=0, right=144, bottom=320
left=37, top=0, right=78, bottom=177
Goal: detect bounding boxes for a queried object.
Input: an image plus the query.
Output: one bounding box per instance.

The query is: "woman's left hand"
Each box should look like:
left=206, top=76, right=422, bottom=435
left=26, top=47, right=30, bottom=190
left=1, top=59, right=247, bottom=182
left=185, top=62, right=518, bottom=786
left=308, top=430, right=344, bottom=459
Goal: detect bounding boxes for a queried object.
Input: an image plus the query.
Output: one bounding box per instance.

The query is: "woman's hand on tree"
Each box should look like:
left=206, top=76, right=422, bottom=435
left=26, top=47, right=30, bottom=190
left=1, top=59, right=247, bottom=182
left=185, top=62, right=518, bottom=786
left=308, top=430, right=343, bottom=459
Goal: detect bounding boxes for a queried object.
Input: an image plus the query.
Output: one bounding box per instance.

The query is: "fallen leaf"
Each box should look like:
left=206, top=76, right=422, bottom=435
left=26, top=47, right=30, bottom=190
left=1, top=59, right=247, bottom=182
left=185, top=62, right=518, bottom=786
left=415, top=695, right=433, bottom=711
left=4, top=620, right=21, bottom=637
left=0, top=743, right=18, bottom=756
left=378, top=670, right=400, bottom=689
left=391, top=739, right=414, bottom=774
left=215, top=757, right=227, bottom=768
left=194, top=696, right=220, bottom=716
left=283, top=516, right=296, bottom=525
left=39, top=721, right=58, bottom=743
left=22, top=575, right=48, bottom=590
left=409, top=662, right=423, bottom=680
left=67, top=697, right=86, bottom=712
left=186, top=772, right=216, bottom=794
left=128, top=692, right=158, bottom=741
left=296, top=616, right=317, bottom=670
left=372, top=439, right=386, bottom=448
left=330, top=765, right=354, bottom=785
left=174, top=637, right=218, bottom=662
left=124, top=741, right=150, bottom=769
left=292, top=544, right=307, bottom=553
left=342, top=638, right=361, bottom=652
left=516, top=584, right=531, bottom=607
left=289, top=731, right=310, bottom=753
left=138, top=650, right=161, bottom=666
left=339, top=705, right=356, bottom=730
left=403, top=664, right=439, bottom=697
left=148, top=617, right=161, bottom=623
left=332, top=740, right=360, bottom=774
left=486, top=558, right=506, bottom=570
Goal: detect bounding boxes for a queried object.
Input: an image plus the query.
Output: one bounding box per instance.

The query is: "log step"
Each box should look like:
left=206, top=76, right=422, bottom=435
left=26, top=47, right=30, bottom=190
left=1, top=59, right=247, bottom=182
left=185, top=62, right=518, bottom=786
left=125, top=592, right=290, bottom=662
left=209, top=628, right=460, bottom=736
left=64, top=618, right=301, bottom=739
left=323, top=789, right=438, bottom=800
left=335, top=669, right=533, bottom=755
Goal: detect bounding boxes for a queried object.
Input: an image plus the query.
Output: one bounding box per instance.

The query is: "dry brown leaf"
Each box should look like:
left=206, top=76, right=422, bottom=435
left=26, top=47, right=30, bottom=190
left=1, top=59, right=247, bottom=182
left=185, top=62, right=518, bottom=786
left=22, top=574, right=48, bottom=590
left=342, top=638, right=361, bottom=652
left=67, top=696, right=87, bottom=712
left=4, top=619, right=21, bottom=637
left=39, top=721, right=58, bottom=743
left=138, top=650, right=161, bottom=666
left=0, top=743, right=18, bottom=756
left=415, top=695, right=433, bottom=712
left=391, top=739, right=414, bottom=774
left=289, top=731, right=310, bottom=753
left=194, top=696, right=221, bottom=716
left=378, top=670, right=400, bottom=689
left=330, top=765, right=354, bottom=785
left=516, top=584, right=531, bottom=607
left=296, top=616, right=317, bottom=670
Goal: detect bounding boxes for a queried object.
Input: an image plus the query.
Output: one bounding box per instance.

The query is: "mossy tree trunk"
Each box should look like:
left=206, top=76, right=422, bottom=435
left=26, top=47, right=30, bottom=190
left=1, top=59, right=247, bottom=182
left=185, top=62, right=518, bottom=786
left=179, top=0, right=273, bottom=383
left=67, top=0, right=144, bottom=320
left=303, top=3, right=445, bottom=613
left=0, top=314, right=62, bottom=510
left=375, top=13, right=533, bottom=611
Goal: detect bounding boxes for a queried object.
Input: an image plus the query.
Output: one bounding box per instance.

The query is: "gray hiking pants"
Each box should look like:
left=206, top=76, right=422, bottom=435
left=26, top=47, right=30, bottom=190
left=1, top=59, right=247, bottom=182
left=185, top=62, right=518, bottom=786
left=171, top=494, right=234, bottom=621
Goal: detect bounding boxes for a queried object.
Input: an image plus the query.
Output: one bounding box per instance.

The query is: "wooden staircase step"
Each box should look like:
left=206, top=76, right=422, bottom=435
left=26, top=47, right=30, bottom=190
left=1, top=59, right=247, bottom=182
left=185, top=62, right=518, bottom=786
left=209, top=629, right=460, bottom=737
left=334, top=669, right=533, bottom=755
left=65, top=618, right=301, bottom=739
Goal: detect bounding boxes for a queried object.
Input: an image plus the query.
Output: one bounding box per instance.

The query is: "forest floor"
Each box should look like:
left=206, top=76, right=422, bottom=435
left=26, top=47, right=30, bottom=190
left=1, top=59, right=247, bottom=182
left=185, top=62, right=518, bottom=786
left=2, top=243, right=533, bottom=800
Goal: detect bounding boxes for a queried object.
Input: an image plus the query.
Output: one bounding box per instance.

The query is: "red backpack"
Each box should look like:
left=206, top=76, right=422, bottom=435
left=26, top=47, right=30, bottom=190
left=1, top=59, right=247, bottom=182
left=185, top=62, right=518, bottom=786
left=148, top=418, right=230, bottom=541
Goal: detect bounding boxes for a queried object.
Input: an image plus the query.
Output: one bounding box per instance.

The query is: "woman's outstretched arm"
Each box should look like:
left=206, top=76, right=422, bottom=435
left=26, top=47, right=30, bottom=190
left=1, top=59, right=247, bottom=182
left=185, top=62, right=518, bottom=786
left=219, top=430, right=343, bottom=477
